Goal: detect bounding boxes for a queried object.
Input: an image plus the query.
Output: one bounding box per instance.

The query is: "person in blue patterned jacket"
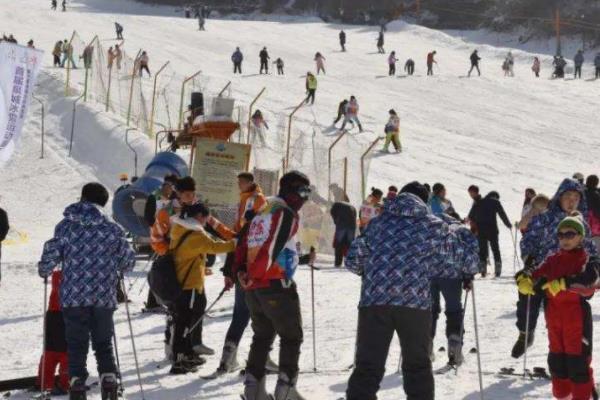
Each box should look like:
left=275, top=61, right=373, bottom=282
left=513, top=178, right=598, bottom=359
left=39, top=183, right=135, bottom=400
left=345, top=181, right=479, bottom=400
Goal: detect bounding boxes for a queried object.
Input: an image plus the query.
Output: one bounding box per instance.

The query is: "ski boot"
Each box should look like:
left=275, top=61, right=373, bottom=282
left=273, top=373, right=306, bottom=400
left=447, top=334, right=464, bottom=367
left=69, top=377, right=87, bottom=400
left=193, top=343, right=215, bottom=356
left=100, top=373, right=118, bottom=400
left=243, top=373, right=271, bottom=400
left=494, top=261, right=502, bottom=278
left=511, top=331, right=534, bottom=359
left=169, top=354, right=199, bottom=375
left=217, top=341, right=239, bottom=373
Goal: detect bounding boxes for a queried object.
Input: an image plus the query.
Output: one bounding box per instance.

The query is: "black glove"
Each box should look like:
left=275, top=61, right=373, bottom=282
left=462, top=274, right=474, bottom=291
left=523, top=255, right=536, bottom=272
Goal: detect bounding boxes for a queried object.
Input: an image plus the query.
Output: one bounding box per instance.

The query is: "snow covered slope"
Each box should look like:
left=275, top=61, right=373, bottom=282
left=1, top=0, right=599, bottom=399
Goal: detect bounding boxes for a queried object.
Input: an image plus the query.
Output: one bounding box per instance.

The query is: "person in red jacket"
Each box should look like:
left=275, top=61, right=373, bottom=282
left=518, top=213, right=598, bottom=400
left=37, top=270, right=69, bottom=395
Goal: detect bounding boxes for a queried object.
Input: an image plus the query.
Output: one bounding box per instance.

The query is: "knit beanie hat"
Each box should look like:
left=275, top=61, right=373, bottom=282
left=557, top=212, right=585, bottom=236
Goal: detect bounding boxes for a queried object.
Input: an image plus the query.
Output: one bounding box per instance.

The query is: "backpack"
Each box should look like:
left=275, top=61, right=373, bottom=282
left=147, top=230, right=196, bottom=306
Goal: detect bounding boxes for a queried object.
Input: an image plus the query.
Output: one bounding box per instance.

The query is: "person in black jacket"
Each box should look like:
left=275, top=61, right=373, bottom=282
left=330, top=196, right=357, bottom=267
left=259, top=47, right=270, bottom=74
left=468, top=50, right=481, bottom=77
left=333, top=99, right=352, bottom=126
left=470, top=191, right=511, bottom=277
left=585, top=175, right=600, bottom=251
left=467, top=185, right=482, bottom=233
left=0, top=206, right=8, bottom=284
left=339, top=30, right=346, bottom=52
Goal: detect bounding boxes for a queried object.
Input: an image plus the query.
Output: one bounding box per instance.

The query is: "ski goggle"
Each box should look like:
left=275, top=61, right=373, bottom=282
left=296, top=185, right=312, bottom=200
left=557, top=231, right=579, bottom=240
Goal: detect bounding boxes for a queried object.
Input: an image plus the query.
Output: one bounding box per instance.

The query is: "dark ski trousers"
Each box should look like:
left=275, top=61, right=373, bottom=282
left=340, top=43, right=346, bottom=52
left=233, top=62, right=242, bottom=74
left=245, top=281, right=303, bottom=380
left=224, top=282, right=251, bottom=345
left=53, top=55, right=61, bottom=67
left=596, top=67, right=600, bottom=79
left=406, top=64, right=414, bottom=75
left=430, top=278, right=463, bottom=340
left=139, top=65, right=150, bottom=77
left=516, top=290, right=543, bottom=332
left=427, top=63, right=433, bottom=75
left=172, top=289, right=207, bottom=357
left=305, top=89, right=316, bottom=105
left=334, top=228, right=355, bottom=267
left=574, top=66, right=582, bottom=79
left=277, top=66, right=284, bottom=75
left=62, top=307, right=117, bottom=380
left=346, top=305, right=434, bottom=400
left=469, top=64, right=481, bottom=76
left=388, top=64, right=396, bottom=76
left=478, top=232, right=502, bottom=275
left=260, top=60, right=268, bottom=74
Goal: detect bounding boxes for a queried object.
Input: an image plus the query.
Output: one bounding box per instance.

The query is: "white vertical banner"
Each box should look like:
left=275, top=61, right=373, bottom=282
left=0, top=42, right=44, bottom=166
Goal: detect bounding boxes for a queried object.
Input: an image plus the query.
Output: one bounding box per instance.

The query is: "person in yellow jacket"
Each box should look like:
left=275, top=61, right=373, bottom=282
left=168, top=201, right=236, bottom=375
left=305, top=72, right=318, bottom=105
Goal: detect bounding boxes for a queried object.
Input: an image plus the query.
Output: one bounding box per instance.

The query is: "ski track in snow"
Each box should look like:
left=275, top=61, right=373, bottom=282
left=1, top=0, right=600, bottom=398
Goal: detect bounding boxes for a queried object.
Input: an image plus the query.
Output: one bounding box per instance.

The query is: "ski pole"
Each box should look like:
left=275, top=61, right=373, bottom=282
left=120, top=278, right=146, bottom=400
left=471, top=284, right=485, bottom=400
left=184, top=287, right=227, bottom=338
left=522, top=294, right=532, bottom=379
left=130, top=253, right=157, bottom=292
left=40, top=277, right=49, bottom=399
left=455, top=287, right=470, bottom=376
left=310, top=261, right=317, bottom=372
left=112, top=320, right=124, bottom=396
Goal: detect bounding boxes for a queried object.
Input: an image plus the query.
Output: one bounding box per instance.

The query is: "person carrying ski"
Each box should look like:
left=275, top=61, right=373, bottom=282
left=238, top=171, right=313, bottom=400
left=330, top=194, right=357, bottom=268
left=388, top=51, right=398, bottom=76
left=314, top=52, right=326, bottom=75
left=585, top=175, right=600, bottom=252
left=468, top=49, right=481, bottom=77
left=305, top=72, right=317, bottom=105
left=273, top=57, right=284, bottom=75
left=333, top=99, right=352, bottom=126
left=517, top=213, right=599, bottom=400
left=259, top=47, right=270, bottom=74
left=404, top=58, right=415, bottom=75
left=232, top=47, right=243, bottom=74
left=359, top=187, right=383, bottom=232
left=532, top=57, right=541, bottom=77
left=427, top=50, right=437, bottom=76
left=345, top=182, right=479, bottom=400
left=594, top=53, right=600, bottom=79
left=339, top=30, right=346, bottom=52
left=0, top=206, right=7, bottom=284
left=38, top=183, right=135, bottom=400
left=138, top=51, right=150, bottom=77
left=37, top=270, right=69, bottom=395
left=515, top=178, right=598, bottom=359
left=382, top=109, right=401, bottom=152
left=574, top=50, right=584, bottom=79
left=377, top=31, right=385, bottom=54
left=469, top=191, right=512, bottom=277
left=114, top=22, right=123, bottom=40
left=52, top=40, right=63, bottom=67
left=340, top=96, right=363, bottom=132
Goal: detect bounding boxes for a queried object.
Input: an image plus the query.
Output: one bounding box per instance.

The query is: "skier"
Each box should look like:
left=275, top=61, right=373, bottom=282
left=113, top=44, right=122, bottom=70
left=585, top=175, right=600, bottom=252
left=333, top=99, right=352, bottom=126
left=427, top=50, right=437, bottom=76
left=81, top=44, right=93, bottom=70
left=518, top=214, right=599, bottom=400
left=314, top=52, right=326, bottom=75
left=505, top=51, right=515, bottom=77
left=553, top=55, right=566, bottom=78
left=382, top=109, right=401, bottom=152
left=115, top=22, right=123, bottom=40
left=468, top=49, right=481, bottom=77
left=259, top=47, right=270, bottom=74
left=184, top=6, right=191, bottom=18
left=305, top=72, right=317, bottom=105
left=138, top=51, right=150, bottom=77
left=467, top=185, right=483, bottom=233
left=340, top=96, right=363, bottom=132
left=532, top=56, right=541, bottom=77
left=232, top=47, right=243, bottom=74
left=514, top=179, right=598, bottom=359
left=330, top=195, right=357, bottom=268
left=273, top=57, right=284, bottom=75
left=359, top=187, right=383, bottom=232
left=52, top=40, right=63, bottom=67
left=429, top=183, right=461, bottom=221
left=61, top=0, right=66, bottom=11
left=0, top=206, right=7, bottom=284
left=574, top=50, right=584, bottom=79
left=388, top=51, right=398, bottom=76
left=595, top=53, right=600, bottom=79
left=345, top=181, right=479, bottom=400
left=38, top=183, right=135, bottom=400
left=339, top=30, right=346, bottom=52
left=376, top=31, right=385, bottom=54
left=51, top=0, right=57, bottom=10
left=168, top=198, right=236, bottom=374
left=404, top=58, right=415, bottom=75
left=60, top=40, right=76, bottom=69
left=198, top=14, right=206, bottom=31
left=250, top=110, right=269, bottom=146
left=469, top=191, right=512, bottom=277
left=36, top=270, right=69, bottom=395
left=239, top=171, right=313, bottom=400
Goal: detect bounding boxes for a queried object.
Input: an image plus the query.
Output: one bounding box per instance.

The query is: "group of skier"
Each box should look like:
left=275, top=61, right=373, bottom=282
left=50, top=0, right=67, bottom=12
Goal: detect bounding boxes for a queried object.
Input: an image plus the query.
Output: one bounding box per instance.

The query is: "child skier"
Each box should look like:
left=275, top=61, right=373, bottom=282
left=388, top=51, right=398, bottom=76
left=37, top=270, right=69, bottom=395
left=518, top=213, right=598, bottom=400
left=273, top=57, right=284, bottom=75
left=314, top=52, right=326, bottom=75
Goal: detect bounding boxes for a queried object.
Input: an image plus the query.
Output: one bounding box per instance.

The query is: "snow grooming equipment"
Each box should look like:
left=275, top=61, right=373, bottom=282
left=310, top=260, right=317, bottom=372
left=183, top=287, right=227, bottom=339
left=39, top=277, right=50, bottom=400
left=522, top=294, right=532, bottom=379
left=119, top=278, right=146, bottom=400
left=471, top=283, right=485, bottom=400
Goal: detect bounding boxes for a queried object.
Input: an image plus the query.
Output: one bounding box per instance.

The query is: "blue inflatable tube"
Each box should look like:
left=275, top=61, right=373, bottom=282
left=112, top=152, right=188, bottom=237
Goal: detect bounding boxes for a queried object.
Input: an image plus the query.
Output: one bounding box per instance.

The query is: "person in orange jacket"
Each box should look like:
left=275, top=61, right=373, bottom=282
left=37, top=270, right=69, bottom=395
